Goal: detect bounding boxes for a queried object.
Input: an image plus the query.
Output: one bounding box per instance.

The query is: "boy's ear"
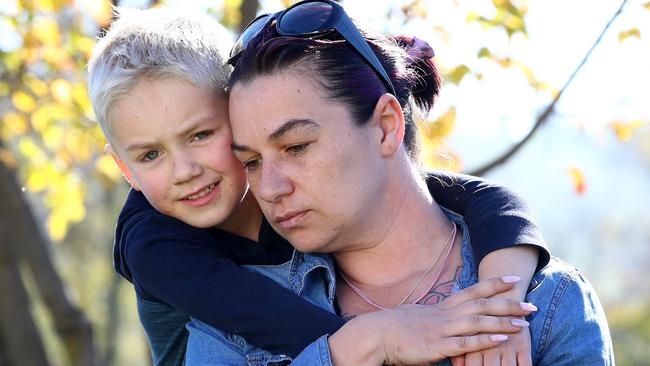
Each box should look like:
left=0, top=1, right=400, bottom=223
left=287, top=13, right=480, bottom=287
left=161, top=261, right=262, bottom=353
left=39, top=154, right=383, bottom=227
left=371, top=94, right=405, bottom=157
left=105, top=144, right=141, bottom=191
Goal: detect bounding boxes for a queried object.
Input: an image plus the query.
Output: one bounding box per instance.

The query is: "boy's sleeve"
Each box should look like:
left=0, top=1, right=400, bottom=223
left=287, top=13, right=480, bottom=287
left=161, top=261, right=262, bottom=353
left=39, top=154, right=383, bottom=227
left=122, top=212, right=345, bottom=358
left=425, top=171, right=550, bottom=270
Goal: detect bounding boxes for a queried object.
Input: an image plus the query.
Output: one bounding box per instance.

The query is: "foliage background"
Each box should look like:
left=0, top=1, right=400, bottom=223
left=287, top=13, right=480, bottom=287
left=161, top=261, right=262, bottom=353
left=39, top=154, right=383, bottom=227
left=0, top=0, right=648, bottom=365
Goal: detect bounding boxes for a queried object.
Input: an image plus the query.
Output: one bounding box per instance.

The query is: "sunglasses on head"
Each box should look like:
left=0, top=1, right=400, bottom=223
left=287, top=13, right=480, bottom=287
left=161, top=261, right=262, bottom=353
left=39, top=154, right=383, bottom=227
left=228, top=0, right=396, bottom=96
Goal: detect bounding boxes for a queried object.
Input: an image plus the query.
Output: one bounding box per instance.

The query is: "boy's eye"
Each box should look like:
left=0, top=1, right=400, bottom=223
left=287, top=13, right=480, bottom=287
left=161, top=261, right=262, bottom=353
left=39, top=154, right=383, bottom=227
left=192, top=130, right=213, bottom=141
left=286, top=143, right=309, bottom=156
left=142, top=150, right=160, bottom=162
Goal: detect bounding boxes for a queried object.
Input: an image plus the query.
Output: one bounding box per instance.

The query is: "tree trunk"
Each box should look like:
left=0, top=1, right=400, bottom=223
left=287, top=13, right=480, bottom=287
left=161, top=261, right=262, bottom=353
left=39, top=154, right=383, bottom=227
left=238, top=0, right=259, bottom=32
left=103, top=274, right=122, bottom=366
left=0, top=236, right=49, bottom=366
left=0, top=161, right=100, bottom=366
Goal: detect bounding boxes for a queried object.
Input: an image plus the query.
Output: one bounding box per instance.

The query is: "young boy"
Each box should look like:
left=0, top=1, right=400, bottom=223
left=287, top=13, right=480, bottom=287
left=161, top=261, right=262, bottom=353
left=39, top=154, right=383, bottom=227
left=87, top=7, right=548, bottom=365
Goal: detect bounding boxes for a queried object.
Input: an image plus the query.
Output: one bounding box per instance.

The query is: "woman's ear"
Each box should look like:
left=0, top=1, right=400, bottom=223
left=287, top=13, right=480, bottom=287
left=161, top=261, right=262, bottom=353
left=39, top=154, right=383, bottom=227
left=105, top=144, right=141, bottom=191
left=371, top=93, right=405, bottom=157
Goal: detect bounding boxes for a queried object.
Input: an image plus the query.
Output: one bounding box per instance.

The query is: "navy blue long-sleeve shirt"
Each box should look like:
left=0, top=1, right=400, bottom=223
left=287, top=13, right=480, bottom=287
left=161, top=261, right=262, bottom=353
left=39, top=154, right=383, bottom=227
left=113, top=172, right=549, bottom=364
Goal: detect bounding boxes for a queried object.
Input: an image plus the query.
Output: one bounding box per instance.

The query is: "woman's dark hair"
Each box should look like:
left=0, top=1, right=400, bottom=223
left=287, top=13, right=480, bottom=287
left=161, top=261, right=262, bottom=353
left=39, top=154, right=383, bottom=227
left=228, top=22, right=442, bottom=159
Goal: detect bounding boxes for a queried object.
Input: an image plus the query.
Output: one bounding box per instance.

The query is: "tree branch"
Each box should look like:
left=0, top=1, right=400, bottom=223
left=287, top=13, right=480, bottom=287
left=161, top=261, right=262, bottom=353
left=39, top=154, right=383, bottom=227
left=467, top=0, right=629, bottom=177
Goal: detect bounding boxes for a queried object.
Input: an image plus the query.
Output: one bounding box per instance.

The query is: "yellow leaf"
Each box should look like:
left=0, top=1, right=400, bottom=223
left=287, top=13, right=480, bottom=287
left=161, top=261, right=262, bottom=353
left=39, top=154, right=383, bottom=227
left=504, top=14, right=526, bottom=34
left=34, top=0, right=56, bottom=11
left=72, top=82, right=92, bottom=112
left=609, top=120, right=645, bottom=141
left=496, top=57, right=513, bottom=67
left=18, top=137, right=46, bottom=164
left=466, top=11, right=481, bottom=22
left=12, top=90, right=37, bottom=113
left=644, top=2, right=650, bottom=10
left=25, top=161, right=59, bottom=193
left=51, top=79, right=72, bottom=105
left=32, top=17, right=61, bottom=45
left=3, top=51, right=22, bottom=73
left=85, top=0, right=113, bottom=27
left=43, top=125, right=65, bottom=151
left=47, top=210, right=68, bottom=241
left=41, top=45, right=73, bottom=70
left=95, top=154, right=122, bottom=181
left=568, top=166, right=586, bottom=195
left=446, top=65, right=471, bottom=84
left=418, top=107, right=456, bottom=141
left=64, top=129, right=91, bottom=162
left=25, top=76, right=49, bottom=97
left=477, top=47, right=491, bottom=58
left=72, top=32, right=96, bottom=59
left=618, top=28, right=640, bottom=42
left=422, top=145, right=462, bottom=171
left=31, top=106, right=51, bottom=132
left=2, top=112, right=28, bottom=136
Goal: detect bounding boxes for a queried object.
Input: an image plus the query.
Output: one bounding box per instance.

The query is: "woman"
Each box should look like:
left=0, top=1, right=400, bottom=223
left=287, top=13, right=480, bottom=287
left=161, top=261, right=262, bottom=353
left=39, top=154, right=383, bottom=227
left=186, top=1, right=614, bottom=365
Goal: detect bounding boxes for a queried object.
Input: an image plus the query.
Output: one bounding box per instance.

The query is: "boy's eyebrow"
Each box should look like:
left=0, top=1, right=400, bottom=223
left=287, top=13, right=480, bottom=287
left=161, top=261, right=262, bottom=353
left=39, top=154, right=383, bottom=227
left=231, top=119, right=320, bottom=152
left=124, top=115, right=218, bottom=151
left=125, top=140, right=158, bottom=151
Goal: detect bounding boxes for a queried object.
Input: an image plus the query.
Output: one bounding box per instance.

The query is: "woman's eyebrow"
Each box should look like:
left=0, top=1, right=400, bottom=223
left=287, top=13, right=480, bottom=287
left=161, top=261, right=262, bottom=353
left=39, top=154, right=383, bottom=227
left=268, top=118, right=320, bottom=141
left=232, top=118, right=321, bottom=152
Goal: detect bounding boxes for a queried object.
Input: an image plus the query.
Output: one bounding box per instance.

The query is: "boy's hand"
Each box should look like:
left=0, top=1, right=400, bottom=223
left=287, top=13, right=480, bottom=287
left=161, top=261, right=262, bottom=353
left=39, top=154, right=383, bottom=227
left=450, top=327, right=532, bottom=366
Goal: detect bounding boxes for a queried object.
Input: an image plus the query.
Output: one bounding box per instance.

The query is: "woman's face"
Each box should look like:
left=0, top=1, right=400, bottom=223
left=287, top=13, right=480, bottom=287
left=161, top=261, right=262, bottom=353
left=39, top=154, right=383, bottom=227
left=228, top=72, right=388, bottom=253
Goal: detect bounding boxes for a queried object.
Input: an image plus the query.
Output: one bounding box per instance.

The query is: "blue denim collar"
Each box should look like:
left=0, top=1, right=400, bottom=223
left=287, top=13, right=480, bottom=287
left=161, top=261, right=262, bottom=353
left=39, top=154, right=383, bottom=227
left=440, top=207, right=479, bottom=292
left=289, top=251, right=337, bottom=302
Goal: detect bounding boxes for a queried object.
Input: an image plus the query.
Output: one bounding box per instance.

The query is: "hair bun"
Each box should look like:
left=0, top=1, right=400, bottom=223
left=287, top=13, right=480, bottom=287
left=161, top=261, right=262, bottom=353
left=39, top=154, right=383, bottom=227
left=401, top=36, right=435, bottom=59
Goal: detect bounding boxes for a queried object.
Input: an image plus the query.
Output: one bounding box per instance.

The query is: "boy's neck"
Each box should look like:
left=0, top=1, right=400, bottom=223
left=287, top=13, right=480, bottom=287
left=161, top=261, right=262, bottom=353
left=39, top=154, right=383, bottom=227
left=216, top=191, right=263, bottom=242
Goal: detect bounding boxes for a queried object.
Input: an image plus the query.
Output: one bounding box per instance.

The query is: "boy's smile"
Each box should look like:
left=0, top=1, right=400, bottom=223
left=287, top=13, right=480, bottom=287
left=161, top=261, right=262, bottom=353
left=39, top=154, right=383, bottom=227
left=107, top=77, right=249, bottom=229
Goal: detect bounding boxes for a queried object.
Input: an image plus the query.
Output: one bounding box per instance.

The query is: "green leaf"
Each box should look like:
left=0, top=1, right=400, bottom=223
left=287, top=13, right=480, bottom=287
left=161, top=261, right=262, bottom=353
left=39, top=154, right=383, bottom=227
left=478, top=47, right=492, bottom=58
left=446, top=65, right=471, bottom=85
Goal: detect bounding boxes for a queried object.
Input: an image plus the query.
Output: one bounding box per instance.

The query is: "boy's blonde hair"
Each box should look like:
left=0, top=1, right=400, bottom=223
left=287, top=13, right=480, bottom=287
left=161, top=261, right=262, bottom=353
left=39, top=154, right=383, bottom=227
left=87, top=7, right=232, bottom=141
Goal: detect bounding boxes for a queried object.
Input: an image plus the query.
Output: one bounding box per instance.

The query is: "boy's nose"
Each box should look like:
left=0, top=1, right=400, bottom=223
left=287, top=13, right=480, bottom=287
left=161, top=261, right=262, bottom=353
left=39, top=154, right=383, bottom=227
left=172, top=154, right=202, bottom=184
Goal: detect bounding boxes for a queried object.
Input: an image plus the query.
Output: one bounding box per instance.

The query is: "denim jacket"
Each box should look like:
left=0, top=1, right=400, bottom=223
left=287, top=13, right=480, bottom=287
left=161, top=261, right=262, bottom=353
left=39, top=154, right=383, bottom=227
left=185, top=210, right=614, bottom=366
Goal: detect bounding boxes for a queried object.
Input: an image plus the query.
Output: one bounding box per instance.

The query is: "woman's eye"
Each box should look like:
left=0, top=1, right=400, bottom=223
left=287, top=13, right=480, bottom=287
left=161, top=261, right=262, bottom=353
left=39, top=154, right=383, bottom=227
left=192, top=130, right=213, bottom=141
left=142, top=150, right=160, bottom=162
left=286, top=143, right=309, bottom=155
left=244, top=159, right=261, bottom=171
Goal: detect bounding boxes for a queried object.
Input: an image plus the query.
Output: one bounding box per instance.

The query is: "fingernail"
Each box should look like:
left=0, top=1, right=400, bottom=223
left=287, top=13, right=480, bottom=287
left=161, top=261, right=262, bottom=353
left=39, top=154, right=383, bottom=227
left=510, top=319, right=530, bottom=327
left=501, top=276, right=521, bottom=283
left=520, top=302, right=538, bottom=312
left=490, top=334, right=508, bottom=342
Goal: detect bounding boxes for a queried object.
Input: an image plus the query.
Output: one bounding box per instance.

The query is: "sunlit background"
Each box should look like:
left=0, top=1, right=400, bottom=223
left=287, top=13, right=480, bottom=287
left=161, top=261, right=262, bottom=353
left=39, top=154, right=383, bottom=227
left=1, top=0, right=648, bottom=365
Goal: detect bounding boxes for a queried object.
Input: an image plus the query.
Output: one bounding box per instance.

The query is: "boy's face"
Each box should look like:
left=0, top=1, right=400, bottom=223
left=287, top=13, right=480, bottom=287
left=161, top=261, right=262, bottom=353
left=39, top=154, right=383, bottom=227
left=107, top=77, right=248, bottom=228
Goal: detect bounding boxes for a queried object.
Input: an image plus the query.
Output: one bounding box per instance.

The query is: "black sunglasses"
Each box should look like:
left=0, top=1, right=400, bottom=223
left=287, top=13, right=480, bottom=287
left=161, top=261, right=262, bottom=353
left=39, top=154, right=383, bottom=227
left=228, top=0, right=396, bottom=96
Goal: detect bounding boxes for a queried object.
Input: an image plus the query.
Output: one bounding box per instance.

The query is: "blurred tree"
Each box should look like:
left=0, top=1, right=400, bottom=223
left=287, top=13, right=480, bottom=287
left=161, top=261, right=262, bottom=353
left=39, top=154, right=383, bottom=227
left=0, top=0, right=115, bottom=364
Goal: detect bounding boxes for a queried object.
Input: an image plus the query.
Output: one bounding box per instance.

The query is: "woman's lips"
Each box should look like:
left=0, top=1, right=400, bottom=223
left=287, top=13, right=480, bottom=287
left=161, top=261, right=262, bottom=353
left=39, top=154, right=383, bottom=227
left=274, top=210, right=309, bottom=230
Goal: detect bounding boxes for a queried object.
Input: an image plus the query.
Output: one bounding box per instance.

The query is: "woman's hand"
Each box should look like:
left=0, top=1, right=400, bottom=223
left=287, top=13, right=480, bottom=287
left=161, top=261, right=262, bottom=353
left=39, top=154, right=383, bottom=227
left=328, top=276, right=537, bottom=366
